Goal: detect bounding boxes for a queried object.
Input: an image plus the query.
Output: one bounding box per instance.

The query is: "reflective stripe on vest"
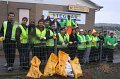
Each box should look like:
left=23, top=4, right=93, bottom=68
left=77, top=35, right=86, bottom=50
left=3, top=21, right=18, bottom=40
left=19, top=25, right=28, bottom=44
left=34, top=28, right=46, bottom=44
left=46, top=30, right=54, bottom=46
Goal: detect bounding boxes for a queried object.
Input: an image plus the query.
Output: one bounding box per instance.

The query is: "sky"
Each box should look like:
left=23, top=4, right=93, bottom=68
left=91, top=0, right=120, bottom=24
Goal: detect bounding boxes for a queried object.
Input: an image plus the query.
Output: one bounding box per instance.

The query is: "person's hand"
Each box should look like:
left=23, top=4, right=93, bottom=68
left=69, top=42, right=73, bottom=45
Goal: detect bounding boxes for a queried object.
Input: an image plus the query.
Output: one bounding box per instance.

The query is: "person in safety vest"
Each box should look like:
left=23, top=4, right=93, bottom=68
left=105, top=32, right=118, bottom=63
left=90, top=30, right=100, bottom=62
left=31, top=20, right=50, bottom=62
left=77, top=29, right=86, bottom=64
left=65, top=15, right=74, bottom=35
left=102, top=31, right=110, bottom=61
left=59, top=18, right=65, bottom=28
left=16, top=17, right=29, bottom=70
left=83, top=30, right=92, bottom=64
left=0, top=12, right=18, bottom=71
left=44, top=19, right=50, bottom=30
left=72, top=19, right=78, bottom=29
left=46, top=23, right=57, bottom=59
left=57, top=27, right=69, bottom=53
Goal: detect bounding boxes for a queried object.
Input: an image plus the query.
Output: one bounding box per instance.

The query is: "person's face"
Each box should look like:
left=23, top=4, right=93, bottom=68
left=8, top=14, right=15, bottom=22
left=104, top=32, right=107, bottom=35
left=61, top=19, right=63, bottom=21
left=99, top=33, right=102, bottom=36
left=72, top=30, right=76, bottom=34
left=38, top=22, right=44, bottom=28
left=22, top=19, right=28, bottom=25
left=61, top=29, right=66, bottom=34
left=45, top=21, right=50, bottom=26
left=41, top=15, right=44, bottom=19
left=50, top=25, right=55, bottom=30
left=80, top=31, right=84, bottom=35
left=110, top=33, right=114, bottom=37
left=88, top=31, right=92, bottom=35
left=30, top=20, right=35, bottom=25
left=68, top=15, right=70, bottom=19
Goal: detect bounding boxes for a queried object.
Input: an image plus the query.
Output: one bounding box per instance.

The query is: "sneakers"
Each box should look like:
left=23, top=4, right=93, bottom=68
left=7, top=67, right=13, bottom=71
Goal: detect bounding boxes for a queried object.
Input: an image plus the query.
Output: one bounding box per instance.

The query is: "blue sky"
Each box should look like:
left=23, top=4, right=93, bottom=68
left=91, top=0, right=120, bottom=24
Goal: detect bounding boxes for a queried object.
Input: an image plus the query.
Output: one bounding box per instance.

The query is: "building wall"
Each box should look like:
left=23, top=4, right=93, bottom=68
left=0, top=1, right=95, bottom=30
left=0, top=1, right=7, bottom=26
left=1, top=0, right=97, bottom=9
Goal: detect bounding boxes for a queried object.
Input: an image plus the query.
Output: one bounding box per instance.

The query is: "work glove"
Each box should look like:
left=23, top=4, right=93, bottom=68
left=107, top=41, right=111, bottom=45
left=40, top=37, right=46, bottom=41
left=113, top=43, right=118, bottom=47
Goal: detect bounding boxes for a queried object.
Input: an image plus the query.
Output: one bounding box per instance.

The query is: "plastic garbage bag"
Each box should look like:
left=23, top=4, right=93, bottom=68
left=55, top=50, right=69, bottom=77
left=26, top=56, right=42, bottom=78
left=44, top=53, right=58, bottom=76
left=70, top=57, right=83, bottom=79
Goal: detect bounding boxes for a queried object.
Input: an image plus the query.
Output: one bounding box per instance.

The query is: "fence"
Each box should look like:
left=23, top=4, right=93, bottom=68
left=0, top=39, right=120, bottom=79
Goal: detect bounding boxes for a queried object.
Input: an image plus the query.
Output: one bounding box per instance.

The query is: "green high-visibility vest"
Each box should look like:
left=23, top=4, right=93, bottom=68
left=46, top=30, right=55, bottom=46
left=34, top=28, right=46, bottom=44
left=57, top=33, right=69, bottom=48
left=19, top=25, right=28, bottom=44
left=66, top=19, right=72, bottom=27
left=77, top=35, right=86, bottom=50
left=91, top=36, right=99, bottom=47
left=86, top=35, right=92, bottom=48
left=3, top=21, right=18, bottom=40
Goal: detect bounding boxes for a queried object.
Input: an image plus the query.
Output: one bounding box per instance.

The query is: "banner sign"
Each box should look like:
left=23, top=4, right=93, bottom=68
left=43, top=10, right=86, bottom=24
left=69, top=5, right=89, bottom=13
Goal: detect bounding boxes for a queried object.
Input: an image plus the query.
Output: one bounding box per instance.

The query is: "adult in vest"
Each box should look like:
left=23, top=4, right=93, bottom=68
left=44, top=19, right=50, bottom=30
left=65, top=15, right=74, bottom=35
left=0, top=12, right=17, bottom=71
left=57, top=27, right=69, bottom=53
left=59, top=18, right=65, bottom=28
left=72, top=19, right=78, bottom=28
left=105, top=32, right=117, bottom=63
left=51, top=18, right=61, bottom=32
left=69, top=28, right=78, bottom=59
left=102, top=31, right=110, bottom=61
left=83, top=30, right=92, bottom=64
left=16, top=17, right=29, bottom=70
left=46, top=23, right=57, bottom=59
left=77, top=29, right=86, bottom=64
left=90, top=30, right=100, bottom=62
left=31, top=20, right=49, bottom=62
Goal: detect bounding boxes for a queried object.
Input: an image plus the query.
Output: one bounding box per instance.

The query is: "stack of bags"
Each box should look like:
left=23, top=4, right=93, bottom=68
left=26, top=51, right=83, bottom=79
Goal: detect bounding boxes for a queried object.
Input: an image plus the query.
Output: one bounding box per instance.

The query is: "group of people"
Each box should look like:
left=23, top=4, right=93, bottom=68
left=0, top=12, right=118, bottom=71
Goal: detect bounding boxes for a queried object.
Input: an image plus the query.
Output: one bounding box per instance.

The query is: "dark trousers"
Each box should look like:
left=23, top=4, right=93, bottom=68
left=103, top=47, right=114, bottom=62
left=68, top=45, right=77, bottom=60
left=46, top=46, right=54, bottom=60
left=77, top=50, right=85, bottom=63
left=18, top=43, right=29, bottom=68
left=32, top=46, right=47, bottom=62
left=90, top=47, right=99, bottom=62
left=3, top=40, right=16, bottom=67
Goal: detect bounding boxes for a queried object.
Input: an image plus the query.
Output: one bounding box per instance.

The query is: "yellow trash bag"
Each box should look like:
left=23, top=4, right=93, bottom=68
left=70, top=57, right=83, bottom=79
left=55, top=50, right=69, bottom=77
left=44, top=53, right=58, bottom=76
left=26, top=56, right=42, bottom=78
left=0, top=37, right=5, bottom=42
